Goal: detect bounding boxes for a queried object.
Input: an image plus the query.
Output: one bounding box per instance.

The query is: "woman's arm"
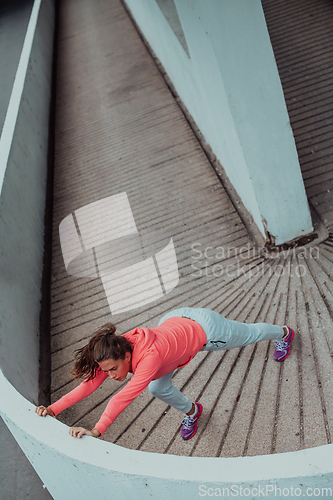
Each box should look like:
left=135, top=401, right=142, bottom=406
left=48, top=369, right=108, bottom=416
left=35, top=355, right=161, bottom=438
left=94, top=352, right=162, bottom=435
left=35, top=405, right=101, bottom=438
left=35, top=369, right=108, bottom=421
left=35, top=370, right=109, bottom=439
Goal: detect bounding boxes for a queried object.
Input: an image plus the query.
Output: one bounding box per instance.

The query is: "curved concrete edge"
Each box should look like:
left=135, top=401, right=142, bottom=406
left=1, top=370, right=332, bottom=499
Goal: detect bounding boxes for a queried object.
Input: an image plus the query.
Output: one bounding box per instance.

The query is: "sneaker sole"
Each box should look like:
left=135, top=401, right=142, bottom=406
left=276, top=327, right=295, bottom=361
left=182, top=403, right=203, bottom=440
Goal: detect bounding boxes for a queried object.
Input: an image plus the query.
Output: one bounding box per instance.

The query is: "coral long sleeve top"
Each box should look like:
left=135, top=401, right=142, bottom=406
left=49, top=317, right=207, bottom=435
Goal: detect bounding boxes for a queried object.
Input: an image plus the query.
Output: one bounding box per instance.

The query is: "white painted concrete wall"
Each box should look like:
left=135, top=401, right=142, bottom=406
left=124, top=0, right=313, bottom=245
left=1, top=370, right=333, bottom=499
left=0, top=0, right=54, bottom=402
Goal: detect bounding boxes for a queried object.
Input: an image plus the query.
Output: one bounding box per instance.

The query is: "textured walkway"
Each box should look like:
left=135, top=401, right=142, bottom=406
left=262, top=0, right=333, bottom=229
left=51, top=0, right=333, bottom=458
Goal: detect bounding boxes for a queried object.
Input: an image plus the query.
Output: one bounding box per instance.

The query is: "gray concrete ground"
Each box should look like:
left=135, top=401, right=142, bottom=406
left=262, top=0, right=333, bottom=226
left=0, top=419, right=52, bottom=500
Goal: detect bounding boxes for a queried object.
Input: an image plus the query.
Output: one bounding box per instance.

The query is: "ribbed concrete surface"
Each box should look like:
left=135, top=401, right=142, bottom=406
left=51, top=0, right=333, bottom=458
left=262, top=0, right=333, bottom=230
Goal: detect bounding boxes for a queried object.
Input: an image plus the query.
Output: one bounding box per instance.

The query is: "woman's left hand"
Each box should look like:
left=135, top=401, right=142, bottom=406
left=69, top=426, right=101, bottom=439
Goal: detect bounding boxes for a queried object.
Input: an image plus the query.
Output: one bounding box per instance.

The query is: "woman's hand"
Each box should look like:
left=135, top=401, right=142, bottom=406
left=69, top=427, right=101, bottom=439
left=35, top=406, right=55, bottom=418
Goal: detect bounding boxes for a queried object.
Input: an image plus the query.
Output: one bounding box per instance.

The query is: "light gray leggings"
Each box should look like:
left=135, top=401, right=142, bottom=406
left=148, top=308, right=284, bottom=414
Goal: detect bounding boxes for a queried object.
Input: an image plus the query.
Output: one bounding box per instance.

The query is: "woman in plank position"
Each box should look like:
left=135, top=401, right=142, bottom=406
left=36, top=307, right=294, bottom=440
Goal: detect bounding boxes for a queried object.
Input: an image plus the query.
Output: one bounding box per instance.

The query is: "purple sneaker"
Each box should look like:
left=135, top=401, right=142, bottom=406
left=273, top=327, right=295, bottom=361
left=181, top=402, right=203, bottom=440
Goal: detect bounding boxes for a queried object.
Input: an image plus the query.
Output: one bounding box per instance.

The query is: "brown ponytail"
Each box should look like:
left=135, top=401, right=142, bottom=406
left=71, top=323, right=133, bottom=381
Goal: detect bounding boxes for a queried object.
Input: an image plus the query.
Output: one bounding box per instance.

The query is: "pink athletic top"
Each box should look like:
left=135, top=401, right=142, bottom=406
left=49, top=317, right=207, bottom=435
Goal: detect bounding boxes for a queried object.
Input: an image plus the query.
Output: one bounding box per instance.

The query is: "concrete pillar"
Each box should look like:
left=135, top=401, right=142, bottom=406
left=124, top=0, right=313, bottom=245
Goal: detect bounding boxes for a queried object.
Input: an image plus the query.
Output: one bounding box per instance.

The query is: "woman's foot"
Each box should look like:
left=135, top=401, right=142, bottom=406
left=180, top=402, right=203, bottom=440
left=273, top=327, right=295, bottom=361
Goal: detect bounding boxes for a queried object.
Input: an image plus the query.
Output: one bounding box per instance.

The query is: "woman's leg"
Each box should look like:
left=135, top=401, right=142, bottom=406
left=148, top=372, right=203, bottom=440
left=202, top=313, right=285, bottom=351
left=202, top=313, right=293, bottom=361
left=224, top=320, right=284, bottom=349
left=148, top=372, right=192, bottom=414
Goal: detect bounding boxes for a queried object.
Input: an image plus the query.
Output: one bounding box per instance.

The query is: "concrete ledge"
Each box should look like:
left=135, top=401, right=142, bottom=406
left=1, top=370, right=332, bottom=499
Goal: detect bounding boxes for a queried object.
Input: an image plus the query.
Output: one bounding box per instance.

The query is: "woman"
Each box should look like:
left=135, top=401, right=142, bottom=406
left=35, top=307, right=294, bottom=440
